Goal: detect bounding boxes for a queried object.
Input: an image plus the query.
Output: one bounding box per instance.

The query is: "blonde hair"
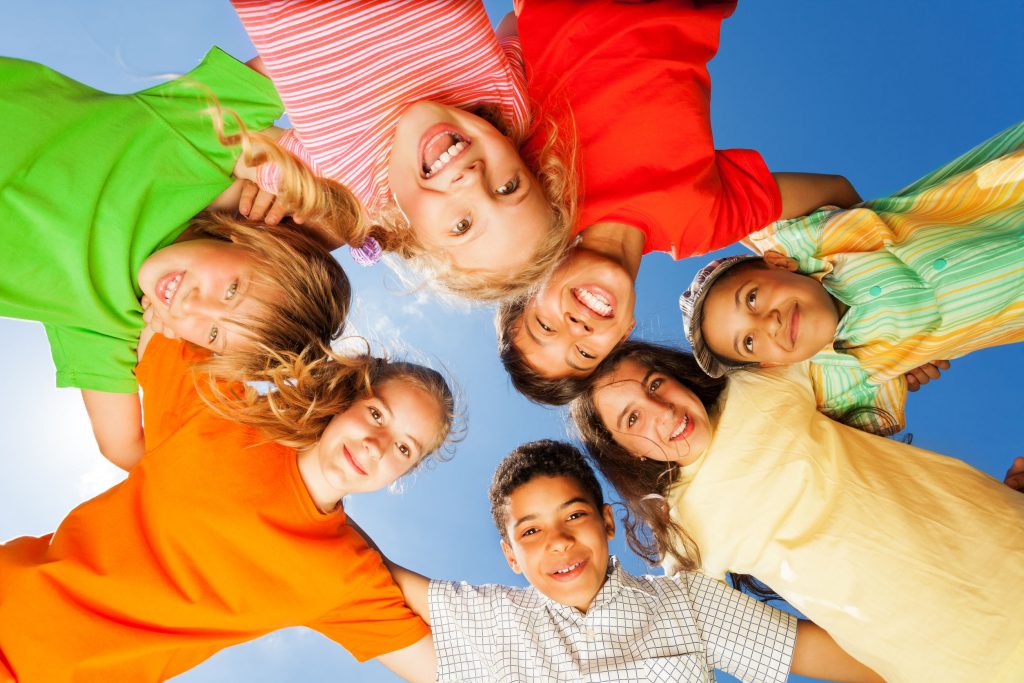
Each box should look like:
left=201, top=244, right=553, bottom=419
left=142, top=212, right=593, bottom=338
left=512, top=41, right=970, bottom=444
left=372, top=110, right=580, bottom=302
left=200, top=341, right=459, bottom=468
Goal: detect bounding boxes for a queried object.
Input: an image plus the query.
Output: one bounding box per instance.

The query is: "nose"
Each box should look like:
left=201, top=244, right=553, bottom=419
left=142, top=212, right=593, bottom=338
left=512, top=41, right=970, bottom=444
left=548, top=527, right=574, bottom=552
left=363, top=433, right=386, bottom=462
left=178, top=287, right=224, bottom=318
left=565, top=312, right=593, bottom=335
left=450, top=159, right=484, bottom=188
left=758, top=306, right=783, bottom=336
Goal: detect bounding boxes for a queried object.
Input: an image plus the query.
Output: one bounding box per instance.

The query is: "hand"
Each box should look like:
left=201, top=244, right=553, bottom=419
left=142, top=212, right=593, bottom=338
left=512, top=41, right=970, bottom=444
left=904, top=359, right=950, bottom=392
left=1005, top=457, right=1024, bottom=492
left=140, top=296, right=174, bottom=339
left=238, top=179, right=304, bottom=226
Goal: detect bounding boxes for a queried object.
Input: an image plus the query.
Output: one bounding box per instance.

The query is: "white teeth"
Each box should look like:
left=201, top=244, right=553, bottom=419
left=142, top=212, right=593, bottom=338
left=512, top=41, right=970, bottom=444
left=163, top=274, right=182, bottom=305
left=671, top=415, right=690, bottom=440
left=439, top=151, right=451, bottom=163
left=574, top=288, right=612, bottom=317
left=554, top=562, right=582, bottom=575
left=423, top=138, right=469, bottom=178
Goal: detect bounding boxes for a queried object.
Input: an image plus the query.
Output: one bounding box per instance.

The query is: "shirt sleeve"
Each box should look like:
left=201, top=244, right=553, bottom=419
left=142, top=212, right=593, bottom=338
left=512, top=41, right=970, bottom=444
left=311, top=527, right=430, bottom=662
left=810, top=358, right=909, bottom=436
left=682, top=571, right=796, bottom=683
left=45, top=323, right=139, bottom=394
left=135, top=334, right=210, bottom=448
left=428, top=580, right=499, bottom=681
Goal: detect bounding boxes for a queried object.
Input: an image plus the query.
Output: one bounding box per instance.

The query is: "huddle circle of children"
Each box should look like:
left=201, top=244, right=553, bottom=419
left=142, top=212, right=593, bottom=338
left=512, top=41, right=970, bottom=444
left=1, top=2, right=1021, bottom=682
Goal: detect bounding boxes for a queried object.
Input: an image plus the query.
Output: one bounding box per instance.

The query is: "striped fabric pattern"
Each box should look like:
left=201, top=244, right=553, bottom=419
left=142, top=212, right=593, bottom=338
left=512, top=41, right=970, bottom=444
left=231, top=0, right=530, bottom=210
left=748, top=121, right=1024, bottom=433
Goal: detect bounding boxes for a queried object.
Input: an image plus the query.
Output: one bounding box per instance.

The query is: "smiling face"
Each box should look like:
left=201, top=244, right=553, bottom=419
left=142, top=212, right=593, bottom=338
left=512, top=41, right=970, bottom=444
left=701, top=261, right=840, bottom=366
left=298, top=378, right=443, bottom=511
left=388, top=101, right=553, bottom=274
left=512, top=247, right=637, bottom=379
left=138, top=239, right=271, bottom=352
left=500, top=475, right=615, bottom=613
left=592, top=359, right=712, bottom=465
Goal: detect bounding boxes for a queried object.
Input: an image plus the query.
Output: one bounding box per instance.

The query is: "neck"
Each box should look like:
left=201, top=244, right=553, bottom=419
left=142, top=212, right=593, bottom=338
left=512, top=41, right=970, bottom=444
left=295, top=446, right=346, bottom=514
left=578, top=222, right=645, bottom=281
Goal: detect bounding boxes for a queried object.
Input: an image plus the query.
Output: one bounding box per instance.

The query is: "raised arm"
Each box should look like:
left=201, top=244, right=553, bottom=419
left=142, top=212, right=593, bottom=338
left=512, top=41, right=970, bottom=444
left=791, top=620, right=884, bottom=683
left=773, top=172, right=863, bottom=219
left=376, top=633, right=437, bottom=683
left=80, top=390, right=144, bottom=471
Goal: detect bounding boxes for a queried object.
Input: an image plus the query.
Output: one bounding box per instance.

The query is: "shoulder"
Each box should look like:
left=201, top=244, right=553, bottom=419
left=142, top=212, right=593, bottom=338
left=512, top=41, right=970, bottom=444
left=429, top=579, right=544, bottom=618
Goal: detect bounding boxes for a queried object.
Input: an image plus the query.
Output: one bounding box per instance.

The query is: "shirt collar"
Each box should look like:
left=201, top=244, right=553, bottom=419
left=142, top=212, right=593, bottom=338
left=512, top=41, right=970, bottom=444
left=542, top=556, right=625, bottom=617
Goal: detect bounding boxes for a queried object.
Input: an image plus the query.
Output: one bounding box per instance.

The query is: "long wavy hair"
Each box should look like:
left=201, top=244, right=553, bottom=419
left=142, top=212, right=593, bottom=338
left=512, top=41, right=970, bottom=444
left=570, top=340, right=779, bottom=601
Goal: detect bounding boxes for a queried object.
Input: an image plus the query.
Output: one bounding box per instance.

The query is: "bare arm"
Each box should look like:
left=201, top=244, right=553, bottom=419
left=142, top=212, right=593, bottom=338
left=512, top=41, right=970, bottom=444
left=773, top=172, right=863, bottom=219
left=376, top=634, right=437, bottom=683
left=496, top=11, right=518, bottom=40
left=791, top=620, right=884, bottom=683
left=80, top=390, right=144, bottom=471
left=347, top=517, right=432, bottom=623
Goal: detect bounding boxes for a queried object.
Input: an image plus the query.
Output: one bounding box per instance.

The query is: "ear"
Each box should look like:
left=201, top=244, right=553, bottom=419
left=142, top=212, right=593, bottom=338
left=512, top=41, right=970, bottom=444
left=763, top=250, right=799, bottom=272
left=501, top=539, right=522, bottom=574
left=601, top=504, right=616, bottom=541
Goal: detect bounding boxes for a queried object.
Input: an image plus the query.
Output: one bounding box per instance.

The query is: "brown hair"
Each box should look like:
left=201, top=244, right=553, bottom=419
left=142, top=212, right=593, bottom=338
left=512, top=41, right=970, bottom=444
left=200, top=340, right=459, bottom=469
left=372, top=110, right=579, bottom=302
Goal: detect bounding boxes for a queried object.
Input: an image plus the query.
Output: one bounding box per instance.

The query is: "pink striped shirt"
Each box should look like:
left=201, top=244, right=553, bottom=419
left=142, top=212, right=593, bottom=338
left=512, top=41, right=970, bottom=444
left=232, top=0, right=530, bottom=212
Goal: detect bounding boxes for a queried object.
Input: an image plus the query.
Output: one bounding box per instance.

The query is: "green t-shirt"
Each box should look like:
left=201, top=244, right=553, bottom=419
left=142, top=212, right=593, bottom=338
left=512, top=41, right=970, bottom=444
left=0, top=47, right=283, bottom=392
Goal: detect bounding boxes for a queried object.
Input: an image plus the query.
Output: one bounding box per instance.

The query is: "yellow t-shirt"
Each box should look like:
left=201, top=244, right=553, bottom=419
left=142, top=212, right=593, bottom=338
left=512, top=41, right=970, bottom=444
left=668, top=363, right=1024, bottom=683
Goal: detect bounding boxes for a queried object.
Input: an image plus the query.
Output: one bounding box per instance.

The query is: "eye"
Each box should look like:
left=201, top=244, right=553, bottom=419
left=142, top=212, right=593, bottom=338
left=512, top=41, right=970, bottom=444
left=537, top=318, right=553, bottom=333
left=746, top=288, right=757, bottom=308
left=521, top=527, right=538, bottom=538
left=451, top=216, right=472, bottom=236
left=577, top=347, right=596, bottom=360
left=647, top=377, right=663, bottom=394
left=368, top=406, right=383, bottom=424
left=225, top=281, right=239, bottom=300
left=208, top=325, right=219, bottom=344
left=567, top=510, right=587, bottom=521
left=626, top=410, right=639, bottom=429
left=744, top=335, right=754, bottom=353
left=495, top=176, right=520, bottom=195
left=397, top=443, right=411, bottom=458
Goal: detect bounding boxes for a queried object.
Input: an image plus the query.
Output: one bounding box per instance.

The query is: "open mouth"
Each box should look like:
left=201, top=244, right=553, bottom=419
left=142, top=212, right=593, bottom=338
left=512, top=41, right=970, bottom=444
left=419, top=123, right=471, bottom=178
left=572, top=286, right=614, bottom=318
left=669, top=413, right=693, bottom=442
left=343, top=446, right=367, bottom=476
left=550, top=559, right=587, bottom=581
left=156, top=271, right=184, bottom=307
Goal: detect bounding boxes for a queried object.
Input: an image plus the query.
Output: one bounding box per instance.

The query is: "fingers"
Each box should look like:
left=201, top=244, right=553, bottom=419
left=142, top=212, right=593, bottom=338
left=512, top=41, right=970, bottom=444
left=1005, top=457, right=1024, bottom=492
left=264, top=199, right=288, bottom=226
left=904, top=360, right=950, bottom=392
left=238, top=179, right=259, bottom=217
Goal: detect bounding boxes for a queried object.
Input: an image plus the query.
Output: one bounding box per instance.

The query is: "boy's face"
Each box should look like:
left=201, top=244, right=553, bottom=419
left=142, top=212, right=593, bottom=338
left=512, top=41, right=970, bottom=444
left=138, top=239, right=271, bottom=352
left=389, top=101, right=553, bottom=274
left=701, top=260, right=840, bottom=366
left=512, top=247, right=637, bottom=379
left=500, top=475, right=615, bottom=613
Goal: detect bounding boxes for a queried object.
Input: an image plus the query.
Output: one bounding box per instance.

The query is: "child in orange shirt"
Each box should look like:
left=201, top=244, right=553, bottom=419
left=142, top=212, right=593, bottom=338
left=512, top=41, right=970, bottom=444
left=0, top=331, right=454, bottom=683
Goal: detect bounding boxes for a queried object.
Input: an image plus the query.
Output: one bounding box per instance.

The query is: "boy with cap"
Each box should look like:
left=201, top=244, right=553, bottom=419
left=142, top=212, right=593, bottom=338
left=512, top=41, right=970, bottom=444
left=382, top=439, right=881, bottom=682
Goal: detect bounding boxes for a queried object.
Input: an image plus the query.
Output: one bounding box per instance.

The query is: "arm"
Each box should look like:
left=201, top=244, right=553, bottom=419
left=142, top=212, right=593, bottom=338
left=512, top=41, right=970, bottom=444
left=496, top=11, right=518, bottom=39
left=791, top=620, right=884, bottom=683
left=376, top=633, right=437, bottom=683
left=80, top=390, right=144, bottom=471
left=773, top=172, right=863, bottom=219
left=348, top=517, right=432, bottom=623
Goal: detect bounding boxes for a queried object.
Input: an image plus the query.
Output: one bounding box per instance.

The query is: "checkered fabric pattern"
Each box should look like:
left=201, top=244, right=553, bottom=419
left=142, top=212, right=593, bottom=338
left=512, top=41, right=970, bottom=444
left=428, top=558, right=795, bottom=682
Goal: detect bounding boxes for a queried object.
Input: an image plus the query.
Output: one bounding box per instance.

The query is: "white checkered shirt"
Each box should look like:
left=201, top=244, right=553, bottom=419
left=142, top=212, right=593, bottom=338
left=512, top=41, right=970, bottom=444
left=428, top=558, right=796, bottom=682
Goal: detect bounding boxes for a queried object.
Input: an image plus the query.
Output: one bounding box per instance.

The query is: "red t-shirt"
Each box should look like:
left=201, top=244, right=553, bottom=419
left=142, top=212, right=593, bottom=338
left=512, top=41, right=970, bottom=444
left=0, top=335, right=428, bottom=682
left=519, top=0, right=781, bottom=258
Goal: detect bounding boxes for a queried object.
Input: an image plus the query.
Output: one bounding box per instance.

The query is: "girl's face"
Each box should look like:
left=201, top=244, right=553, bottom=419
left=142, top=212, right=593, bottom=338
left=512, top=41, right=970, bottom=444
left=138, top=239, right=270, bottom=352
left=388, top=101, right=553, bottom=273
left=512, top=247, right=637, bottom=379
left=701, top=261, right=840, bottom=366
left=592, top=359, right=712, bottom=466
left=299, top=378, right=443, bottom=510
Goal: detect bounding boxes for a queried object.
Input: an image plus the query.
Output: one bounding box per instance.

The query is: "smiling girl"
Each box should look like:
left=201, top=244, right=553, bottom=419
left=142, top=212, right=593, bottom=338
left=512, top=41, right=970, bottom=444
left=571, top=340, right=1024, bottom=683
left=0, top=48, right=354, bottom=468
left=230, top=0, right=576, bottom=301
left=0, top=331, right=455, bottom=683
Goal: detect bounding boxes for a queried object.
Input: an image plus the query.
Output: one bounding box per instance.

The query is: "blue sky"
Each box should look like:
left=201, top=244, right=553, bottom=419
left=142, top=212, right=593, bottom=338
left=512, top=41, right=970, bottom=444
left=1, top=2, right=1021, bottom=682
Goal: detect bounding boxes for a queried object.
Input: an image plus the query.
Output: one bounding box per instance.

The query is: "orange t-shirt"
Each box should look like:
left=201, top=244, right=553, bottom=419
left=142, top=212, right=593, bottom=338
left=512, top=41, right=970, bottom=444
left=0, top=335, right=429, bottom=682
left=519, top=0, right=781, bottom=258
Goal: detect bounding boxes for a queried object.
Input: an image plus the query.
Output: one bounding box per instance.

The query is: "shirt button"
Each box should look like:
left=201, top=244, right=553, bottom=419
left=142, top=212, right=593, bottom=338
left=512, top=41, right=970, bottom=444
left=586, top=629, right=596, bottom=641
left=933, top=258, right=947, bottom=270
left=869, top=285, right=882, bottom=296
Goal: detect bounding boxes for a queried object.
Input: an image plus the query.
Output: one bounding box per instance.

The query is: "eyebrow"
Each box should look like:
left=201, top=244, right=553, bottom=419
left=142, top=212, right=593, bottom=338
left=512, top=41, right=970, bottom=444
left=616, top=368, right=655, bottom=429
left=731, top=280, right=752, bottom=358
left=511, top=496, right=593, bottom=528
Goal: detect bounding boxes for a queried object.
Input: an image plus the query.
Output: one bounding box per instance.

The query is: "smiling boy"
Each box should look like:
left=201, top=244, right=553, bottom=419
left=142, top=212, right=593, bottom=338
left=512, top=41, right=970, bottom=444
left=384, top=440, right=881, bottom=682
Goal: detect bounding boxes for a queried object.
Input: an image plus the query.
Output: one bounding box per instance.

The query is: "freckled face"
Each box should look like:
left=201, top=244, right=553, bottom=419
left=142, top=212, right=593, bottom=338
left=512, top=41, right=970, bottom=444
left=592, top=359, right=712, bottom=465
left=501, top=475, right=615, bottom=613
left=512, top=248, right=637, bottom=379
left=701, top=264, right=840, bottom=366
left=388, top=101, right=552, bottom=274
left=137, top=239, right=269, bottom=352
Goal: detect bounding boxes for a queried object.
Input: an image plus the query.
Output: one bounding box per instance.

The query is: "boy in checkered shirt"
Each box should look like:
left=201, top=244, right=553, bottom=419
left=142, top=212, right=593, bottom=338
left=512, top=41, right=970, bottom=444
left=383, top=440, right=881, bottom=682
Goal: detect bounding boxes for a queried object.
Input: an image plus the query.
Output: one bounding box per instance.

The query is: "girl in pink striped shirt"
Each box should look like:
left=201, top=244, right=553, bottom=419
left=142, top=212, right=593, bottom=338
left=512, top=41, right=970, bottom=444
left=233, top=0, right=575, bottom=301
